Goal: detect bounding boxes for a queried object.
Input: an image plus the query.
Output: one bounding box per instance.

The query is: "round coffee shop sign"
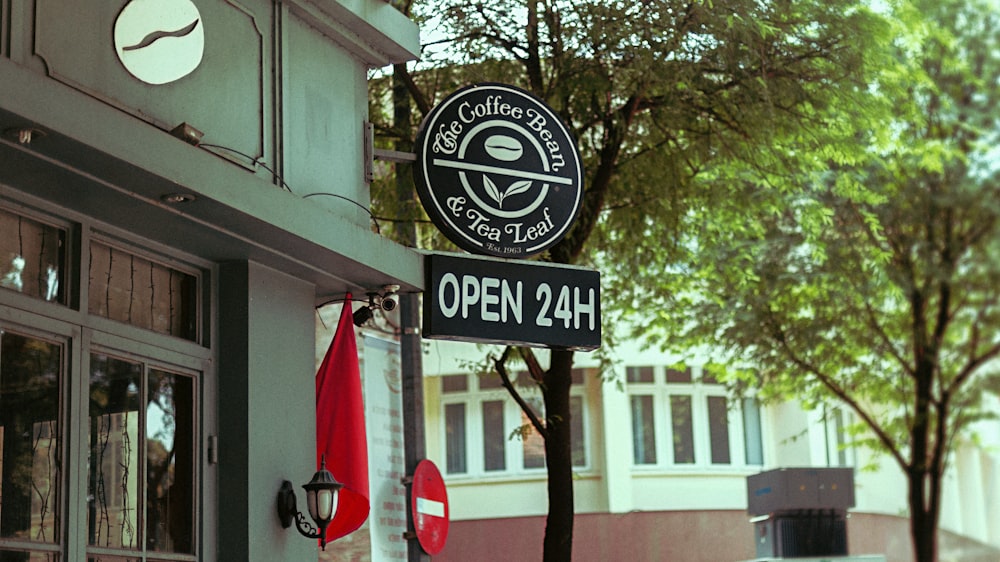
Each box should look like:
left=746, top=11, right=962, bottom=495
left=415, top=84, right=583, bottom=258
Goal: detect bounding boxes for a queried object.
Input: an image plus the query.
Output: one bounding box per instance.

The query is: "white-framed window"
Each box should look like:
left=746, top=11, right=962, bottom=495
left=440, top=369, right=589, bottom=477
left=823, top=406, right=856, bottom=467
left=627, top=365, right=764, bottom=470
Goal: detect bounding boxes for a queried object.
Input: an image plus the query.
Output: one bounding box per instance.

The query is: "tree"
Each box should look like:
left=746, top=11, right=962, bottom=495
left=371, top=1, right=890, bottom=560
left=620, top=1, right=1000, bottom=560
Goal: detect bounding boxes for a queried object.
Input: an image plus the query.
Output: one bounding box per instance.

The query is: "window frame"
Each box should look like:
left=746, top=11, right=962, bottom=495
left=439, top=370, right=591, bottom=480
left=823, top=406, right=856, bottom=468
left=626, top=365, right=765, bottom=472
left=0, top=198, right=214, bottom=562
left=0, top=199, right=76, bottom=309
left=84, top=333, right=203, bottom=561
left=87, top=231, right=206, bottom=347
left=0, top=319, right=72, bottom=560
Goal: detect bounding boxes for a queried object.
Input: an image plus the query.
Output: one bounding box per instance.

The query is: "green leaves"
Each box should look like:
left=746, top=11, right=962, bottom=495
left=621, top=0, right=1000, bottom=500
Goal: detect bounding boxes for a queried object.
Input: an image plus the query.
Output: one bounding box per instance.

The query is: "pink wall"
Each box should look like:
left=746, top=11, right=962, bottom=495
left=431, top=511, right=1000, bottom=562
left=433, top=511, right=755, bottom=562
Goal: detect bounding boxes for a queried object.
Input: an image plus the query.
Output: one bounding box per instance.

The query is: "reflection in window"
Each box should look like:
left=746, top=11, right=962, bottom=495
left=88, top=354, right=141, bottom=550
left=835, top=410, right=848, bottom=466
left=666, top=367, right=692, bottom=383
left=670, top=395, right=695, bottom=464
left=0, top=551, right=59, bottom=561
left=88, top=354, right=194, bottom=556
left=631, top=395, right=657, bottom=464
left=0, top=208, right=65, bottom=303
left=707, top=396, right=731, bottom=464
left=0, top=331, right=62, bottom=546
left=441, top=374, right=468, bottom=393
left=444, top=404, right=466, bottom=474
left=743, top=398, right=764, bottom=465
left=570, top=396, right=586, bottom=467
left=521, top=397, right=545, bottom=469
left=626, top=366, right=653, bottom=383
left=88, top=242, right=198, bottom=341
left=826, top=407, right=853, bottom=467
left=146, top=369, right=193, bottom=553
left=482, top=401, right=506, bottom=471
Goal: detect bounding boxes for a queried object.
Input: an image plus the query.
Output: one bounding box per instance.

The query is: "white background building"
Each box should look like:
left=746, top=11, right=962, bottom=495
left=419, top=338, right=1000, bottom=561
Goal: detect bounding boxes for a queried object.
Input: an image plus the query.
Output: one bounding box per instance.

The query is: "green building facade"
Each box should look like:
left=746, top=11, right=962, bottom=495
left=0, top=1, right=419, bottom=560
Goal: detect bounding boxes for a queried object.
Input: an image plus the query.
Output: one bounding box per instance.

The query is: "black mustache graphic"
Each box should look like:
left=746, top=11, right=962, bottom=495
left=122, top=19, right=200, bottom=52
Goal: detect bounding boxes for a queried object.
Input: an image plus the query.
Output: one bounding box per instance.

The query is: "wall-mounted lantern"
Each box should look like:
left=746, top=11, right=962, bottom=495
left=276, top=457, right=344, bottom=550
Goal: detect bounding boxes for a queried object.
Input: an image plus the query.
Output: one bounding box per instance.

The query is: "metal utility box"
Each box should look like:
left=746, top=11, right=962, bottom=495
left=747, top=467, right=855, bottom=516
left=753, top=511, right=848, bottom=558
left=747, top=468, right=855, bottom=559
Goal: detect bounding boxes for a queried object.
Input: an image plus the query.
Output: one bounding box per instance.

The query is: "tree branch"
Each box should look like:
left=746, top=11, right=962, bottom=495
left=766, top=310, right=909, bottom=470
left=393, top=64, right=431, bottom=116
left=947, top=340, right=1000, bottom=396
left=494, top=347, right=549, bottom=438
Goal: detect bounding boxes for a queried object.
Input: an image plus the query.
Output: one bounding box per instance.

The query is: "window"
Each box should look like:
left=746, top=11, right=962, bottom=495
left=444, top=404, right=466, bottom=474
left=743, top=398, right=764, bottom=465
left=626, top=366, right=653, bottom=383
left=0, top=206, right=66, bottom=303
left=0, top=204, right=206, bottom=562
left=824, top=406, right=855, bottom=467
left=89, top=240, right=199, bottom=342
left=627, top=365, right=764, bottom=470
left=88, top=353, right=195, bottom=556
left=482, top=401, right=506, bottom=471
left=0, top=330, right=63, bottom=557
left=440, top=369, right=589, bottom=477
left=630, top=395, right=656, bottom=464
left=0, top=330, right=202, bottom=562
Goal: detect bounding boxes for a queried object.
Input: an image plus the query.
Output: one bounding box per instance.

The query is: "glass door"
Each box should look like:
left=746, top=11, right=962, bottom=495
left=0, top=329, right=65, bottom=562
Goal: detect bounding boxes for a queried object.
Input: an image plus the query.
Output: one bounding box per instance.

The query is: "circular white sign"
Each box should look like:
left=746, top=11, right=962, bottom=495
left=114, top=0, right=204, bottom=85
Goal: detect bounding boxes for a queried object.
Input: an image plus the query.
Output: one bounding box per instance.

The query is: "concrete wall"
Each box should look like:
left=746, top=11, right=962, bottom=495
left=3, top=0, right=416, bottom=231
left=218, top=261, right=317, bottom=561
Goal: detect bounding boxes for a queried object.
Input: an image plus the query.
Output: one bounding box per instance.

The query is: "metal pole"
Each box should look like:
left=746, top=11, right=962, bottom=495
left=400, top=292, right=429, bottom=562
left=390, top=58, right=430, bottom=561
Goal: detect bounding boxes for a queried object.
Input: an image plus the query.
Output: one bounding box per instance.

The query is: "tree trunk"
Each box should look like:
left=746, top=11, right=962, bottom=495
left=541, top=349, right=575, bottom=562
left=907, top=311, right=940, bottom=562
left=908, top=471, right=939, bottom=562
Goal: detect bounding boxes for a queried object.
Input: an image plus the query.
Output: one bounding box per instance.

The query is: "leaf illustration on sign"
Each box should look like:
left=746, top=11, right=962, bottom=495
left=505, top=180, right=533, bottom=199
left=483, top=176, right=503, bottom=206
left=484, top=177, right=534, bottom=208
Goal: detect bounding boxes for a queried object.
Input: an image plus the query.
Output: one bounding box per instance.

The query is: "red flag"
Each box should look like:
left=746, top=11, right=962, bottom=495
left=316, top=294, right=369, bottom=542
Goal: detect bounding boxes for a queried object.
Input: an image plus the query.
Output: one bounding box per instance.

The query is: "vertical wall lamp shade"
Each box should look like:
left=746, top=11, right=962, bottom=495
left=276, top=457, right=344, bottom=550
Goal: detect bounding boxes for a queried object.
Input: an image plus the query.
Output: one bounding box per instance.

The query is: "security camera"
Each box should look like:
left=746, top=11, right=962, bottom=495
left=379, top=284, right=399, bottom=312
left=352, top=305, right=374, bottom=327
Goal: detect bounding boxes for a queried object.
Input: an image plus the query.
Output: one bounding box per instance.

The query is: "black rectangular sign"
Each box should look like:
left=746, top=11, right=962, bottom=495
left=423, top=252, right=601, bottom=351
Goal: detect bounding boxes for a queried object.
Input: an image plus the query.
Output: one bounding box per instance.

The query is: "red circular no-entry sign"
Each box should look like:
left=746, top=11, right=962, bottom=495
left=411, top=459, right=450, bottom=555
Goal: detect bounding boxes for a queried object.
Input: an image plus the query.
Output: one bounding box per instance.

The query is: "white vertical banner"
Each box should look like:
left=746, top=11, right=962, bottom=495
left=361, top=334, right=408, bottom=561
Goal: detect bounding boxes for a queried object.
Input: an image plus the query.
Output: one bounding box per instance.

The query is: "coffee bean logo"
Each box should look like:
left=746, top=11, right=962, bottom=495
left=484, top=135, right=524, bottom=162
left=114, top=0, right=204, bottom=85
